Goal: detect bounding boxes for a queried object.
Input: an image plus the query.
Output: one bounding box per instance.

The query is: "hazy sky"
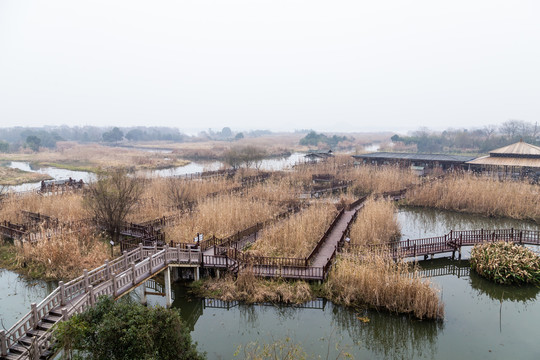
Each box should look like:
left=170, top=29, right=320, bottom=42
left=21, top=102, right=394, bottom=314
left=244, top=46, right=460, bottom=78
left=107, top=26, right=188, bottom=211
left=1, top=0, right=539, bottom=133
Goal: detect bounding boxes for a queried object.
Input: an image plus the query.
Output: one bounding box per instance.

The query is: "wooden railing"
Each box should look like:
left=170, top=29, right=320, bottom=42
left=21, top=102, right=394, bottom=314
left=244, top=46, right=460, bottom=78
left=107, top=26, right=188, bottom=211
left=345, top=228, right=540, bottom=259
left=1, top=245, right=202, bottom=359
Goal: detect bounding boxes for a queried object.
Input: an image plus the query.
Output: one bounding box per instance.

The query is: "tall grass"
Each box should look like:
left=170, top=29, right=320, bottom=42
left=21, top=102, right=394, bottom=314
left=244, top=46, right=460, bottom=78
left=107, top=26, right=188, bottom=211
left=345, top=165, right=419, bottom=195
left=349, top=198, right=401, bottom=245
left=325, top=255, right=444, bottom=320
left=0, top=192, right=86, bottom=223
left=250, top=203, right=337, bottom=258
left=407, top=174, right=540, bottom=221
left=165, top=195, right=282, bottom=242
left=16, top=227, right=109, bottom=280
left=196, top=270, right=313, bottom=304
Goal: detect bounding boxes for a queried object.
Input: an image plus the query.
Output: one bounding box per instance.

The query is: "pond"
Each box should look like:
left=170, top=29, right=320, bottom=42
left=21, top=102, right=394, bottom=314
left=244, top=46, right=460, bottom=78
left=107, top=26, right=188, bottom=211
left=1, top=208, right=539, bottom=359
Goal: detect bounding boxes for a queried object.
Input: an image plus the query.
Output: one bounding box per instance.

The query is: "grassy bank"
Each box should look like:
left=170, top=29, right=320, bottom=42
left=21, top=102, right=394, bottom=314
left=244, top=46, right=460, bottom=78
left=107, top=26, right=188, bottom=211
left=0, top=167, right=52, bottom=185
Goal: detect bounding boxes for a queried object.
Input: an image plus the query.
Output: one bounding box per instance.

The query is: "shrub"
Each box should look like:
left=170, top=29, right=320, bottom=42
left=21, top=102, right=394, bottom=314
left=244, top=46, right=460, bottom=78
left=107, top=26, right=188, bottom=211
left=470, top=241, right=540, bottom=285
left=54, top=296, right=205, bottom=360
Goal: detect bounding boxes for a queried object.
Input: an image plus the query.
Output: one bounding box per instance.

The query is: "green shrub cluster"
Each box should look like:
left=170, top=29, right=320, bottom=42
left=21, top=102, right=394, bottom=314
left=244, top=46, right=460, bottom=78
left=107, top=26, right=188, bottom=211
left=470, top=242, right=540, bottom=285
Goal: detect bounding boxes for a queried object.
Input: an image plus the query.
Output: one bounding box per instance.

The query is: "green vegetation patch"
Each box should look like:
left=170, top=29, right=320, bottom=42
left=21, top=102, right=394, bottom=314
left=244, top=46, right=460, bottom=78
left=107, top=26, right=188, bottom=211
left=54, top=296, right=205, bottom=360
left=470, top=241, right=540, bottom=285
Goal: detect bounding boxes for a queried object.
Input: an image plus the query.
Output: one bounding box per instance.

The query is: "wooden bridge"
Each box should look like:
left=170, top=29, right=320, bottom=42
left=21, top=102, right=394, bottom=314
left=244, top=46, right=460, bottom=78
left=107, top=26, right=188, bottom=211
left=0, top=245, right=202, bottom=360
left=345, top=228, right=540, bottom=260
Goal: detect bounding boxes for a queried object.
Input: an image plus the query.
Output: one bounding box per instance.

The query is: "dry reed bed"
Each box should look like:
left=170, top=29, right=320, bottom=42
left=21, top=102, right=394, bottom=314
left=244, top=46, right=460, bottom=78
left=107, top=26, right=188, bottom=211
left=128, top=177, right=239, bottom=222
left=407, top=174, right=540, bottom=221
left=15, top=227, right=110, bottom=280
left=349, top=198, right=401, bottom=245
left=325, top=255, right=444, bottom=320
left=195, top=270, right=313, bottom=304
left=470, top=241, right=540, bottom=285
left=165, top=195, right=282, bottom=242
left=344, top=165, right=419, bottom=195
left=1, top=142, right=190, bottom=172
left=0, top=192, right=86, bottom=223
left=249, top=203, right=337, bottom=258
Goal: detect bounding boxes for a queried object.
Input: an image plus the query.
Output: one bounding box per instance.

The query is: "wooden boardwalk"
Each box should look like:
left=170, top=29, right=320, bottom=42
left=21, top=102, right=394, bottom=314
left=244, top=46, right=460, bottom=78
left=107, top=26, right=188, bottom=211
left=345, top=228, right=540, bottom=260
left=0, top=245, right=202, bottom=360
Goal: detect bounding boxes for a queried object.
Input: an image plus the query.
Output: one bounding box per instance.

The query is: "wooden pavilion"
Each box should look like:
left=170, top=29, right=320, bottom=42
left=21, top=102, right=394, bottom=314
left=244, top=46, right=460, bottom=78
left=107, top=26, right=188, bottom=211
left=466, top=140, right=540, bottom=180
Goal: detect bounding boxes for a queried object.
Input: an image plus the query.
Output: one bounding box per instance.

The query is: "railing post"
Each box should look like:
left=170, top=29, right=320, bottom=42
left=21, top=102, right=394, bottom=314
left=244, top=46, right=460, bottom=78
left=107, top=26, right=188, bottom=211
left=123, top=250, right=128, bottom=270
left=0, top=330, right=7, bottom=357
left=83, top=269, right=89, bottom=292
left=112, top=273, right=117, bottom=297
left=188, top=246, right=191, bottom=264
left=62, top=308, right=68, bottom=322
left=89, top=285, right=95, bottom=306
left=164, top=244, right=169, bottom=264
left=105, top=260, right=110, bottom=279
left=31, top=303, right=38, bottom=329
left=139, top=243, right=144, bottom=261
left=149, top=253, right=153, bottom=275
left=59, top=280, right=66, bottom=306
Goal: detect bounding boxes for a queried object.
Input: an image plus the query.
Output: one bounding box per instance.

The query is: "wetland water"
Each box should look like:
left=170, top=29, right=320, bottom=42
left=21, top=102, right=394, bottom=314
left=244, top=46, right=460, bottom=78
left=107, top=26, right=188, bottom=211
left=3, top=152, right=306, bottom=191
left=1, top=208, right=539, bottom=359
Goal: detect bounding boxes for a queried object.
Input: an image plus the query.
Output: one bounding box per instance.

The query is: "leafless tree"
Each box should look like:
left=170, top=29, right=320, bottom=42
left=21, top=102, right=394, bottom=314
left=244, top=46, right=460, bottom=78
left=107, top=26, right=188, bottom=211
left=166, top=178, right=193, bottom=208
left=84, top=169, right=143, bottom=242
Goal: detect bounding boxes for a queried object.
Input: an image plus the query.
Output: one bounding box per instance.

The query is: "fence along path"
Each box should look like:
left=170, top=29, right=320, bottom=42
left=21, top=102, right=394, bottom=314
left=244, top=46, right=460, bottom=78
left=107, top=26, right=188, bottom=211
left=346, top=228, right=540, bottom=260
left=0, top=245, right=201, bottom=360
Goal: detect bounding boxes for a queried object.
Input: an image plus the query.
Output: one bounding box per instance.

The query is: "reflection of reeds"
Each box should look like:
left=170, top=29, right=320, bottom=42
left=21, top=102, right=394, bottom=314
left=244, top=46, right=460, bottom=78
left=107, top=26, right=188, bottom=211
left=325, top=255, right=444, bottom=320
left=470, top=241, right=540, bottom=285
left=407, top=174, right=540, bottom=221
left=350, top=198, right=401, bottom=245
left=331, top=301, right=442, bottom=359
left=250, top=203, right=338, bottom=258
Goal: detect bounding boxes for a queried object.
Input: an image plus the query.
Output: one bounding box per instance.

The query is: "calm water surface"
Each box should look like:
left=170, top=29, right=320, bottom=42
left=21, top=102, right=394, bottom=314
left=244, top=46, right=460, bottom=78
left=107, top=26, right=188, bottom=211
left=1, top=208, right=539, bottom=359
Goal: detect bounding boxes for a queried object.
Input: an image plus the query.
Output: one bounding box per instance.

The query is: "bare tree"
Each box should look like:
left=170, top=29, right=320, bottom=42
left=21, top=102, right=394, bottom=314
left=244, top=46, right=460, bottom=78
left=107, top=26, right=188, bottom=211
left=84, top=169, right=143, bottom=242
left=482, top=124, right=497, bottom=140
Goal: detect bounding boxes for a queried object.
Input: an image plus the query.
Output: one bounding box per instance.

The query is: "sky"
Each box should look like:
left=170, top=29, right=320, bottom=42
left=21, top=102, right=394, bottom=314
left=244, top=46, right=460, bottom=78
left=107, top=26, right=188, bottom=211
left=0, top=0, right=539, bottom=134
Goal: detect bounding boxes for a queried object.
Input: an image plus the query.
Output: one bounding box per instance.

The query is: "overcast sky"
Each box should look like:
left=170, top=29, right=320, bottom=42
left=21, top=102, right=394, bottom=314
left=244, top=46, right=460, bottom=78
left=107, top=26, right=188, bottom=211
left=0, top=0, right=539, bottom=133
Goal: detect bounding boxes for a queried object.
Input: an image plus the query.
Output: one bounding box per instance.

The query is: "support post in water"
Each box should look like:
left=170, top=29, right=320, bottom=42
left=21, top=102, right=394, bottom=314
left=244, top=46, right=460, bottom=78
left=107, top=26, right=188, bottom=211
left=0, top=330, right=7, bottom=357
left=164, top=267, right=172, bottom=308
left=141, top=281, right=147, bottom=306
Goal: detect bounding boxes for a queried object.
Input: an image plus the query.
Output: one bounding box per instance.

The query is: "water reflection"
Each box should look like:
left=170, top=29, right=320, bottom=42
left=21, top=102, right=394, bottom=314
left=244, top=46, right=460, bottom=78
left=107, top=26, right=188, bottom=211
left=468, top=271, right=539, bottom=303
left=0, top=269, right=57, bottom=328
left=331, top=307, right=442, bottom=360
left=399, top=206, right=540, bottom=240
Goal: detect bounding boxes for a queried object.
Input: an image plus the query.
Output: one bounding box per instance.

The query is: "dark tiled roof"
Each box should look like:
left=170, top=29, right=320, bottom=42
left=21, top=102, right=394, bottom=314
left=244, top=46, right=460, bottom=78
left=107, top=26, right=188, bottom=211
left=352, top=152, right=475, bottom=163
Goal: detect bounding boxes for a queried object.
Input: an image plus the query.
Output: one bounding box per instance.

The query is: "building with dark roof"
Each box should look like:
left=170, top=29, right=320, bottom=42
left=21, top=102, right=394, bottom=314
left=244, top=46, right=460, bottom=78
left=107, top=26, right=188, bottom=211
left=352, top=152, right=475, bottom=175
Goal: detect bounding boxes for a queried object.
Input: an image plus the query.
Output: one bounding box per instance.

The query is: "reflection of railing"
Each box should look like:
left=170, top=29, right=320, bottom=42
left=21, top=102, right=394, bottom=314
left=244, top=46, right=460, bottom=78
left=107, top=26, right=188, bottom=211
left=144, top=278, right=175, bottom=301
left=414, top=263, right=470, bottom=278
left=203, top=297, right=327, bottom=310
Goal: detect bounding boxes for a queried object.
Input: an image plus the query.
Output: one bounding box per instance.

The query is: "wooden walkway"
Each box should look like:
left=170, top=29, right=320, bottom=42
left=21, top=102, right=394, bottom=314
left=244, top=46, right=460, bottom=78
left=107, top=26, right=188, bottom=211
left=0, top=245, right=202, bottom=360
left=345, top=228, right=540, bottom=260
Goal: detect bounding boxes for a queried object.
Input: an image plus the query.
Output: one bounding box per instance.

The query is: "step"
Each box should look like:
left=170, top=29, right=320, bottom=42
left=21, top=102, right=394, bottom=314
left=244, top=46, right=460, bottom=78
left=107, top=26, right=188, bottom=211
left=42, top=314, right=62, bottom=324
